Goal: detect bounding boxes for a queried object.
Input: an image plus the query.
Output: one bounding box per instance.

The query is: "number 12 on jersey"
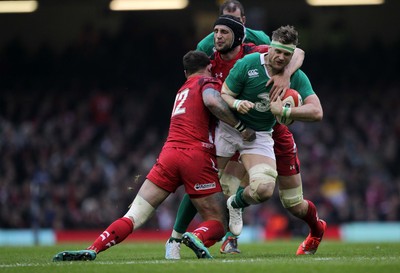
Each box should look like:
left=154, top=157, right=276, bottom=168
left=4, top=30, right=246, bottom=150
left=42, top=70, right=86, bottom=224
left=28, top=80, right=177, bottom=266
left=172, top=88, right=189, bottom=117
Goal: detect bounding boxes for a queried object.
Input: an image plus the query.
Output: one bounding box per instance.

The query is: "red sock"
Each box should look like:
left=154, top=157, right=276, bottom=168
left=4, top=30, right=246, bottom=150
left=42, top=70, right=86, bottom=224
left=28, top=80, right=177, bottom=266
left=87, top=217, right=133, bottom=253
left=192, top=220, right=224, bottom=247
left=301, top=200, right=323, bottom=237
left=203, top=239, right=218, bottom=247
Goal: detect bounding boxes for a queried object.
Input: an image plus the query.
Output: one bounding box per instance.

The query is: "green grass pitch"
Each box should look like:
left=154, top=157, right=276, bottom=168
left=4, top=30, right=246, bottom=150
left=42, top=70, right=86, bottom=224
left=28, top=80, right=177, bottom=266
left=1, top=240, right=399, bottom=273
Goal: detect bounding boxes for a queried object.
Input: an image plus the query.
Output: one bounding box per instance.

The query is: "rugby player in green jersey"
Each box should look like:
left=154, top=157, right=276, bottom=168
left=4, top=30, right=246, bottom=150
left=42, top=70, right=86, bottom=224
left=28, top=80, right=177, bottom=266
left=196, top=0, right=271, bottom=56
left=221, top=25, right=326, bottom=256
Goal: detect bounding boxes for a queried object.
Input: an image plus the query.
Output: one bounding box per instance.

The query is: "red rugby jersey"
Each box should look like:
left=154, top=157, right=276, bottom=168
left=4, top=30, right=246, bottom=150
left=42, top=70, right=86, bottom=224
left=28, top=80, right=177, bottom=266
left=164, top=75, right=222, bottom=152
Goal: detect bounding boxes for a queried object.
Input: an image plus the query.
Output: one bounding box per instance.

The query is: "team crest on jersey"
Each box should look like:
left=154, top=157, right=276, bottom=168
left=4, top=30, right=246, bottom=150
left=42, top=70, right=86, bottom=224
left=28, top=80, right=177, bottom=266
left=194, top=182, right=216, bottom=191
left=248, top=69, right=259, bottom=78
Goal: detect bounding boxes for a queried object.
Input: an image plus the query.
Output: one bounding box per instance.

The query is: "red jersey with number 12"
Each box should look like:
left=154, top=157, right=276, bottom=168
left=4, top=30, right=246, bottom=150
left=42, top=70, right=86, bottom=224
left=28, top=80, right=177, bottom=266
left=164, top=75, right=222, bottom=153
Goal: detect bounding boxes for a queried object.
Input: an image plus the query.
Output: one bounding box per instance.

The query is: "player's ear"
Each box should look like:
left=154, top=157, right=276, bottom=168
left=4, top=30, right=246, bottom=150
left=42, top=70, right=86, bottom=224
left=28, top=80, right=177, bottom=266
left=241, top=15, right=246, bottom=24
left=184, top=69, right=188, bottom=78
left=207, top=63, right=212, bottom=73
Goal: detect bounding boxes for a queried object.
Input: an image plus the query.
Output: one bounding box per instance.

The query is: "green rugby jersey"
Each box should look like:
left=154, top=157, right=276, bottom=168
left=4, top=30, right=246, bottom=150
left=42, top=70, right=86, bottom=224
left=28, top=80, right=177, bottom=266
left=225, top=52, right=315, bottom=131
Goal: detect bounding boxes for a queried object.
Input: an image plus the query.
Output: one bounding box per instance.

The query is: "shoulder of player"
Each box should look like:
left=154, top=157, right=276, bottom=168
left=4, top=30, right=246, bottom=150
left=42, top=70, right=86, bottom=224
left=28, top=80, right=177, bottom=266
left=289, top=70, right=314, bottom=93
left=245, top=27, right=267, bottom=35
left=244, top=28, right=271, bottom=45
left=196, top=32, right=214, bottom=53
left=238, top=51, right=262, bottom=63
left=199, top=75, right=222, bottom=85
left=230, top=52, right=262, bottom=74
left=197, top=32, right=213, bottom=45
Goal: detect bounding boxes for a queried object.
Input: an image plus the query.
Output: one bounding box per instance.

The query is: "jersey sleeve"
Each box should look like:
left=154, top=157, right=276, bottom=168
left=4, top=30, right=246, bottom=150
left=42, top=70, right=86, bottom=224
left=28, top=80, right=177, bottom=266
left=244, top=28, right=271, bottom=45
left=201, top=76, right=222, bottom=92
left=196, top=33, right=215, bottom=56
left=290, top=70, right=315, bottom=100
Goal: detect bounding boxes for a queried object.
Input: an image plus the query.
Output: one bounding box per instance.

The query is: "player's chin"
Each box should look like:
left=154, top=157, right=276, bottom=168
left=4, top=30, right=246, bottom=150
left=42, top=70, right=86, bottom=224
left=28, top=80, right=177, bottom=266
left=215, top=44, right=227, bottom=51
left=274, top=62, right=285, bottom=70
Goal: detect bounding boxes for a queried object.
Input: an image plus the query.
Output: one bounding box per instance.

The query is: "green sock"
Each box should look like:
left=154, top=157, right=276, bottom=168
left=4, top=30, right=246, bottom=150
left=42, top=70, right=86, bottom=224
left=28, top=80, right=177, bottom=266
left=236, top=186, right=246, bottom=212
left=236, top=185, right=244, bottom=193
left=231, top=187, right=249, bottom=209
left=225, top=231, right=237, bottom=238
left=172, top=193, right=197, bottom=234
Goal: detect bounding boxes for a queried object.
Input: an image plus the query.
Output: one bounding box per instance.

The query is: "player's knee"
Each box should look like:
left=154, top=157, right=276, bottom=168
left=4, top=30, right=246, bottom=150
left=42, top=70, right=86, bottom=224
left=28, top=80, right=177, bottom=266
left=124, top=195, right=155, bottom=230
left=220, top=173, right=241, bottom=196
left=279, top=185, right=304, bottom=209
left=248, top=164, right=277, bottom=203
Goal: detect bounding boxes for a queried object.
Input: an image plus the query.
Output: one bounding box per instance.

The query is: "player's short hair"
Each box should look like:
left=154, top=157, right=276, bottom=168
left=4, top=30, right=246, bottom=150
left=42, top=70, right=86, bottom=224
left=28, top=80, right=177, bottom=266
left=219, top=0, right=245, bottom=17
left=183, top=50, right=210, bottom=75
left=271, top=25, right=299, bottom=46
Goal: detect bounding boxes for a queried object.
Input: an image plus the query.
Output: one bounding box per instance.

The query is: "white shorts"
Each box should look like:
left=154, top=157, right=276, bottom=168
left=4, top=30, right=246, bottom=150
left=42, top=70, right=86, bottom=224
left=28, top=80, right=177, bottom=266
left=216, top=121, right=275, bottom=160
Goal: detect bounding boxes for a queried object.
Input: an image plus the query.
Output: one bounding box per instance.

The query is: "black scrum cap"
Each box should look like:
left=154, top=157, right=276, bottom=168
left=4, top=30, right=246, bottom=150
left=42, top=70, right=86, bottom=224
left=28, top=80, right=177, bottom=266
left=213, top=14, right=245, bottom=52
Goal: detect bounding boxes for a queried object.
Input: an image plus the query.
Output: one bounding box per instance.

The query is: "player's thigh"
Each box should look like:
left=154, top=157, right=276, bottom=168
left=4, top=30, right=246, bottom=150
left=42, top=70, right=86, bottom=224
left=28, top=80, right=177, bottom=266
left=224, top=160, right=247, bottom=180
left=241, top=153, right=276, bottom=171
left=136, top=179, right=170, bottom=208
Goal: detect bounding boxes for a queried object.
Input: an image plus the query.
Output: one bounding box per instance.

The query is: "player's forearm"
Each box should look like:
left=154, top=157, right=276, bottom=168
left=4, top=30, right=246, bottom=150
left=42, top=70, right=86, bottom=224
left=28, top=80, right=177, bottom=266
left=284, top=48, right=304, bottom=76
left=208, top=97, right=239, bottom=127
left=203, top=88, right=239, bottom=127
left=290, top=95, right=323, bottom=122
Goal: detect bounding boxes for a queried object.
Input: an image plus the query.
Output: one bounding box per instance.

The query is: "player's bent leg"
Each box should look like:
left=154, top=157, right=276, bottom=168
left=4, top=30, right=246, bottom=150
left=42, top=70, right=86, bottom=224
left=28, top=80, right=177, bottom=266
left=53, top=215, right=136, bottom=261
left=181, top=192, right=226, bottom=258
left=246, top=163, right=277, bottom=203
left=172, top=194, right=198, bottom=235
left=192, top=192, right=227, bottom=229
left=226, top=162, right=277, bottom=236
left=220, top=160, right=246, bottom=196
left=52, top=179, right=170, bottom=261
left=219, top=160, right=247, bottom=253
left=278, top=175, right=327, bottom=255
left=183, top=219, right=224, bottom=259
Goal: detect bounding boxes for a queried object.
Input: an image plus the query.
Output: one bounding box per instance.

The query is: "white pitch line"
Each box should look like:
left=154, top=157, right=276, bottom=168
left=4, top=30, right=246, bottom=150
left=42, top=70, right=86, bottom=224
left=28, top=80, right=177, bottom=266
left=0, top=258, right=259, bottom=268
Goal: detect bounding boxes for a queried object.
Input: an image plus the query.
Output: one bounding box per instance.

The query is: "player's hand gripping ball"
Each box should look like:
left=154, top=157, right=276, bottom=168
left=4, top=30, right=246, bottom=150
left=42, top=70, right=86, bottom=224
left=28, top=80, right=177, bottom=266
left=276, top=88, right=303, bottom=125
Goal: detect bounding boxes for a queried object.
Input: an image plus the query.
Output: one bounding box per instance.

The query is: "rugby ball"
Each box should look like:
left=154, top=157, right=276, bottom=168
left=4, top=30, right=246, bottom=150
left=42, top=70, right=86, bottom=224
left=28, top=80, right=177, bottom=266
left=276, top=88, right=303, bottom=125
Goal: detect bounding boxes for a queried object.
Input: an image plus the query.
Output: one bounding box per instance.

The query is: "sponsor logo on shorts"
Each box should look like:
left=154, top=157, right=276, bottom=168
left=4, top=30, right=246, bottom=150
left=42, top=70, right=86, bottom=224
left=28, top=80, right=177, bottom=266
left=194, top=182, right=216, bottom=191
left=201, top=142, right=214, bottom=149
left=247, top=69, right=259, bottom=78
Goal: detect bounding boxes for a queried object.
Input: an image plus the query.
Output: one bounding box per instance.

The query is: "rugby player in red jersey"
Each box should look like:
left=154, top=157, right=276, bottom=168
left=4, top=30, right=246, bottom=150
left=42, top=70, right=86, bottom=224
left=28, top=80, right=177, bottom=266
left=52, top=50, right=255, bottom=261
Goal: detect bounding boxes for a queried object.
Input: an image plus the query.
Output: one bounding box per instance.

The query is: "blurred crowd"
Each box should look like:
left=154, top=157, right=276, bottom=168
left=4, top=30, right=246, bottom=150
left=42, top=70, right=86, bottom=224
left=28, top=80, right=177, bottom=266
left=1, top=19, right=399, bottom=236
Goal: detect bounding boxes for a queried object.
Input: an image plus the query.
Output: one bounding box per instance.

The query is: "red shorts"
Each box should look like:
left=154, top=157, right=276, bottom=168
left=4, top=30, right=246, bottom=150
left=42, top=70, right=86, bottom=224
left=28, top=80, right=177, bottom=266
left=272, top=123, right=300, bottom=176
left=147, top=147, right=222, bottom=197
